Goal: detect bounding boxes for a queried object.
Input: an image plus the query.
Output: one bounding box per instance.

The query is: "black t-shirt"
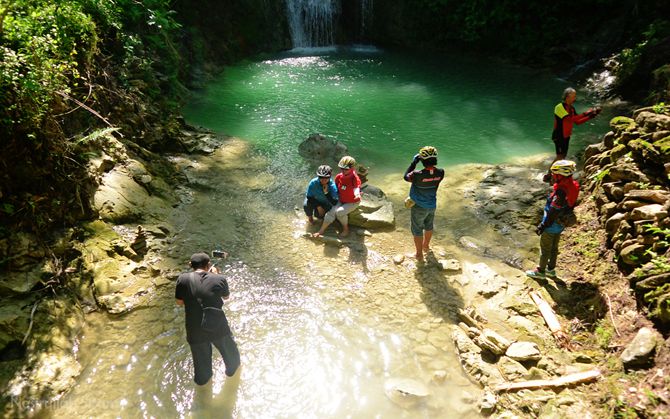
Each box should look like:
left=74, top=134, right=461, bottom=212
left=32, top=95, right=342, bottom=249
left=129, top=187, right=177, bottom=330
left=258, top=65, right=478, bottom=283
left=175, top=271, right=231, bottom=343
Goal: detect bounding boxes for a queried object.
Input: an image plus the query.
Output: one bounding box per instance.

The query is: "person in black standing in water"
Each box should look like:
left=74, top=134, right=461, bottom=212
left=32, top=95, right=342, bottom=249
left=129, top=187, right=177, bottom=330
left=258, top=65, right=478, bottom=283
left=176, top=252, right=240, bottom=385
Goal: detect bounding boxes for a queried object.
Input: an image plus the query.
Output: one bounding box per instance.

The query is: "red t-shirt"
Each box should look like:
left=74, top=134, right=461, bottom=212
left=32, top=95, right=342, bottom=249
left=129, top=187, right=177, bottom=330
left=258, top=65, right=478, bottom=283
left=335, top=170, right=361, bottom=204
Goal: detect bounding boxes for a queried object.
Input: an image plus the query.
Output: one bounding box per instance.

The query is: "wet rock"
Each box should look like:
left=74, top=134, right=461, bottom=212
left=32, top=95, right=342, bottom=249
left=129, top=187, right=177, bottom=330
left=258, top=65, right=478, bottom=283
left=437, top=259, right=461, bottom=273
left=506, top=341, right=541, bottom=361
left=384, top=377, right=430, bottom=408
left=348, top=184, right=395, bottom=229
left=298, top=133, right=348, bottom=166
left=620, top=327, right=659, bottom=369
left=462, top=262, right=507, bottom=298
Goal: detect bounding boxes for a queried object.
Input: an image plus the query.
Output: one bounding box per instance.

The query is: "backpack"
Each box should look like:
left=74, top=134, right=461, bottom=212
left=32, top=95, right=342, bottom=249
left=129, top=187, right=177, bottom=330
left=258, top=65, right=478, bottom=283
left=188, top=273, right=229, bottom=334
left=557, top=208, right=577, bottom=227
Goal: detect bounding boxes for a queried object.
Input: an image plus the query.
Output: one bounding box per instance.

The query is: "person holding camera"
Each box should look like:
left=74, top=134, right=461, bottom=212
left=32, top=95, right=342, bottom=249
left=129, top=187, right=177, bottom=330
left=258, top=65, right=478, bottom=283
left=404, top=146, right=444, bottom=262
left=175, top=252, right=240, bottom=385
left=304, top=165, right=338, bottom=224
left=552, top=87, right=601, bottom=159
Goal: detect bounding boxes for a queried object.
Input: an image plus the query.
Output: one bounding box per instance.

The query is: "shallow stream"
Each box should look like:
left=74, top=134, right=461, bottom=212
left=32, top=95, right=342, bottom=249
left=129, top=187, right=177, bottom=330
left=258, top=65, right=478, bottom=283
left=49, top=47, right=611, bottom=418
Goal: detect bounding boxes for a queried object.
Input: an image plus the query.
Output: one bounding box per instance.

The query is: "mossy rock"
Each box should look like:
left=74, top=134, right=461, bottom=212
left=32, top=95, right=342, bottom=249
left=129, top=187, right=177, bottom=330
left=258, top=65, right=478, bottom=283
left=610, top=116, right=636, bottom=133
left=655, top=136, right=670, bottom=157
left=82, top=220, right=119, bottom=242
left=628, top=139, right=664, bottom=165
left=644, top=283, right=670, bottom=326
left=609, top=143, right=629, bottom=163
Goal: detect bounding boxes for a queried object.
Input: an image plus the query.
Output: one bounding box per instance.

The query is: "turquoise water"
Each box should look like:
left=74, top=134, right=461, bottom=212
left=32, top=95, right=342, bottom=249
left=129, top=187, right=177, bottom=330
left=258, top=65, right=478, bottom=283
left=183, top=46, right=609, bottom=174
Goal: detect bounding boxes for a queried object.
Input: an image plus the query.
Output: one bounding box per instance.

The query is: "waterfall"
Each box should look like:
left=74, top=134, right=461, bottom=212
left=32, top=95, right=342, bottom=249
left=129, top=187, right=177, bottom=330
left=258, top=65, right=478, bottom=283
left=286, top=0, right=339, bottom=48
left=359, top=0, right=373, bottom=39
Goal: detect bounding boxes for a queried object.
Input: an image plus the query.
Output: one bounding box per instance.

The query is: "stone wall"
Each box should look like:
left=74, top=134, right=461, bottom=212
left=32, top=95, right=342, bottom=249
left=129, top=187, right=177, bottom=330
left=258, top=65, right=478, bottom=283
left=582, top=110, right=670, bottom=327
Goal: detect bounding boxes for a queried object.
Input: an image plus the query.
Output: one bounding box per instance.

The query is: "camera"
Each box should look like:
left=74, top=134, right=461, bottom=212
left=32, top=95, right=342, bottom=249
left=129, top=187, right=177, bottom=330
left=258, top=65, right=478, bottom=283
left=212, top=250, right=228, bottom=259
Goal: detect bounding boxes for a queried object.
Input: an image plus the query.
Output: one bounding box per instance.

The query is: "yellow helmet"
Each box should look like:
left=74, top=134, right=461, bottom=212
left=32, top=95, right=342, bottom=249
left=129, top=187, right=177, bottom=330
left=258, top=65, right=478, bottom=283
left=419, top=146, right=438, bottom=159
left=338, top=156, right=356, bottom=169
left=550, top=160, right=576, bottom=176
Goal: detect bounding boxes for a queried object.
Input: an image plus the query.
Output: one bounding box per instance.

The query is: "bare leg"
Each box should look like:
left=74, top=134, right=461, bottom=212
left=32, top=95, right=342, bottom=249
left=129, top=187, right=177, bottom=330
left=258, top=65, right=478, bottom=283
left=340, top=223, right=349, bottom=237
left=307, top=216, right=314, bottom=224
left=316, top=206, right=326, bottom=219
left=423, top=230, right=433, bottom=253
left=413, top=235, right=424, bottom=261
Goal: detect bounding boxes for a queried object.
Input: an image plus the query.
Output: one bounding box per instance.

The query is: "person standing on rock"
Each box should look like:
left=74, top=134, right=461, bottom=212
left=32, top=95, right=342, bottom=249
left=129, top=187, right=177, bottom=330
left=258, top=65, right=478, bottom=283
left=403, top=146, right=444, bottom=262
left=527, top=160, right=580, bottom=280
left=548, top=87, right=601, bottom=171
left=176, top=252, right=240, bottom=385
left=313, top=156, right=361, bottom=238
left=304, top=165, right=338, bottom=224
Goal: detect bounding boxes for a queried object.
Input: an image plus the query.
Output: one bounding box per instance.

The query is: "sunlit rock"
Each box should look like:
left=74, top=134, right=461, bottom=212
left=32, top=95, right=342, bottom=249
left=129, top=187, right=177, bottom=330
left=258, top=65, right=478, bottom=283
left=437, top=259, right=461, bottom=273
left=620, top=327, right=659, bottom=369
left=506, top=341, right=541, bottom=361
left=348, top=184, right=395, bottom=229
left=498, top=356, right=528, bottom=380
left=479, top=390, right=498, bottom=415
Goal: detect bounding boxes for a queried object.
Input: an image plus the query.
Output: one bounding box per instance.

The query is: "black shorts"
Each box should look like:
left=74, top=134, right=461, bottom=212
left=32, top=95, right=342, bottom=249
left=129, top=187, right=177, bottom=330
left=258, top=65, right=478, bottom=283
left=553, top=136, right=570, bottom=156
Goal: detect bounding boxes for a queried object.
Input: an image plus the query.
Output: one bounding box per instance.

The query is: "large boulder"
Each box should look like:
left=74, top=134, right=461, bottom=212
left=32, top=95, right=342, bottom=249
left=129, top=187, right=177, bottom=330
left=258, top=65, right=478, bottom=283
left=298, top=133, right=348, bottom=166
left=348, top=184, right=395, bottom=229
left=93, top=162, right=173, bottom=223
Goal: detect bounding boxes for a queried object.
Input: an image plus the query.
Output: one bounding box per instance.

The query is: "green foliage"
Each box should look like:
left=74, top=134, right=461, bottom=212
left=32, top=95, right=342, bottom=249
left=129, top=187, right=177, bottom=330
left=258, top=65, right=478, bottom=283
left=590, top=167, right=611, bottom=183
left=652, top=102, right=667, bottom=114
left=0, top=0, right=96, bottom=134
left=0, top=0, right=185, bottom=232
left=594, top=320, right=613, bottom=348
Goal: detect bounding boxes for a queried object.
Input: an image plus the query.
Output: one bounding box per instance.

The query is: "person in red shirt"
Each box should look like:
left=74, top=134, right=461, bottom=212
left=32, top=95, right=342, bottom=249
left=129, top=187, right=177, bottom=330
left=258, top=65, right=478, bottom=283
left=313, top=156, right=361, bottom=238
left=552, top=87, right=601, bottom=161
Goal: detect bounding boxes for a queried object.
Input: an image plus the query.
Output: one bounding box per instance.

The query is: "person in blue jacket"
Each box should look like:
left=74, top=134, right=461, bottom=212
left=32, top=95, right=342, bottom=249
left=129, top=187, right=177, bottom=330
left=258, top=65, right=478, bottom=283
left=304, top=165, right=338, bottom=224
left=527, top=160, right=580, bottom=280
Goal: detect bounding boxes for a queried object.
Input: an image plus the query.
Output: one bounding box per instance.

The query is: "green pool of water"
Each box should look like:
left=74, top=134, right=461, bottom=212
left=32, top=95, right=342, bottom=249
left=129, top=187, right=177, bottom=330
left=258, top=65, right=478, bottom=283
left=183, top=46, right=609, bottom=174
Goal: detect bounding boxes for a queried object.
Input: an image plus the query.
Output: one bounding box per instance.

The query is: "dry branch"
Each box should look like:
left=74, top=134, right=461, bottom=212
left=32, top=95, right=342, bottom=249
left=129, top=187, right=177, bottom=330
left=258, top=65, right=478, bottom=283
left=494, top=369, right=601, bottom=392
left=529, top=291, right=571, bottom=349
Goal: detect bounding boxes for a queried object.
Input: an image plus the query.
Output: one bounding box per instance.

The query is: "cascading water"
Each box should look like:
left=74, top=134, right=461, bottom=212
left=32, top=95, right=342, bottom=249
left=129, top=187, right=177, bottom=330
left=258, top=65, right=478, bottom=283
left=286, top=0, right=339, bottom=47
left=359, top=0, right=373, bottom=39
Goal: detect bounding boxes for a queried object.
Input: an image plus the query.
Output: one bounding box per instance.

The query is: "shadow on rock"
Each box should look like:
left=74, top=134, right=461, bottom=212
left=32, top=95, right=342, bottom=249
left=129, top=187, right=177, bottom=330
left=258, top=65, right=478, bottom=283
left=413, top=255, right=464, bottom=324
